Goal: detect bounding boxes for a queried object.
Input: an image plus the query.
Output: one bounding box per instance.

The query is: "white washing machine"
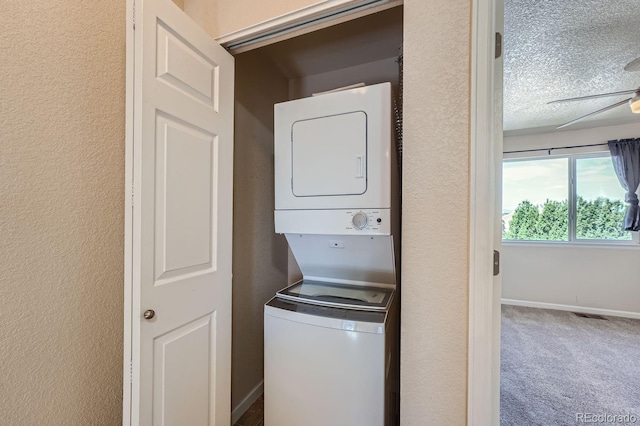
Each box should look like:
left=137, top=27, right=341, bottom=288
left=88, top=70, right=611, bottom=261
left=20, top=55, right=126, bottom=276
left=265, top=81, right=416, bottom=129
left=266, top=82, right=400, bottom=425
left=264, top=281, right=398, bottom=426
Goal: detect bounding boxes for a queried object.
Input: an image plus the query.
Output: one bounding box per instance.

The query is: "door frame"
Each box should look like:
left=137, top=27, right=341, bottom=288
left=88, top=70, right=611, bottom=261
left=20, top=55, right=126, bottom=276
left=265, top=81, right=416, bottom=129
left=123, top=0, right=135, bottom=423
left=468, top=0, right=502, bottom=424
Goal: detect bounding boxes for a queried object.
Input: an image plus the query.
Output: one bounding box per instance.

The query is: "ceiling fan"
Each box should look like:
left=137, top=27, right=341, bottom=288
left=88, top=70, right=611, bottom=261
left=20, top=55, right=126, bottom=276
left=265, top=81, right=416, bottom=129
left=548, top=57, right=640, bottom=129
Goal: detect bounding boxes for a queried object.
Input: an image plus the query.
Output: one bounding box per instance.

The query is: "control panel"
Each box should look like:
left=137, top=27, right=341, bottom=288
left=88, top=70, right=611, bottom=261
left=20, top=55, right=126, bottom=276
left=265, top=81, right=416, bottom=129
left=346, top=210, right=383, bottom=231
left=274, top=208, right=391, bottom=235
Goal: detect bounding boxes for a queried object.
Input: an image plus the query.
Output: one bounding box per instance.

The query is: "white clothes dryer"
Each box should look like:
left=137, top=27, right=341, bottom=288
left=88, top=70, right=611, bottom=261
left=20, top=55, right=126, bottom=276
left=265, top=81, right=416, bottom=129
left=274, top=83, right=396, bottom=235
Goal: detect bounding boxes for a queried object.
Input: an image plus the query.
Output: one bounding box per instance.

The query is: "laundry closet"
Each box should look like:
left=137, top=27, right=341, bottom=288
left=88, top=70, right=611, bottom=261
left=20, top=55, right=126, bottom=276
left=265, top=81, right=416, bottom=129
left=230, top=5, right=403, bottom=425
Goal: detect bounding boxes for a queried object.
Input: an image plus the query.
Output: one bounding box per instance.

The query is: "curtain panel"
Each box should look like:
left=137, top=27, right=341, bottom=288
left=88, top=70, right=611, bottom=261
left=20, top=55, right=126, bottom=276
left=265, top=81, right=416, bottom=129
left=608, top=138, right=640, bottom=231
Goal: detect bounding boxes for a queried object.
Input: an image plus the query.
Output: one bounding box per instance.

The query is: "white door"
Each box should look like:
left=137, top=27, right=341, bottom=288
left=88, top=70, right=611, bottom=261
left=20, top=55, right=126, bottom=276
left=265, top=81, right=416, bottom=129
left=124, top=0, right=234, bottom=424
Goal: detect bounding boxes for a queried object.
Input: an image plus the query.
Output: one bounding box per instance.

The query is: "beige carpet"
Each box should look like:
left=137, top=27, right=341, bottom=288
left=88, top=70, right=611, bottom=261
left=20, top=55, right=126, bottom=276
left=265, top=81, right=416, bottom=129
left=501, top=305, right=640, bottom=425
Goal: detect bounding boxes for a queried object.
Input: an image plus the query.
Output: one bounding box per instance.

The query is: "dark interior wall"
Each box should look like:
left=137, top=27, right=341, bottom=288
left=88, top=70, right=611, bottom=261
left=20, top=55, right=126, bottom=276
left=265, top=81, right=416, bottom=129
left=232, top=49, right=290, bottom=409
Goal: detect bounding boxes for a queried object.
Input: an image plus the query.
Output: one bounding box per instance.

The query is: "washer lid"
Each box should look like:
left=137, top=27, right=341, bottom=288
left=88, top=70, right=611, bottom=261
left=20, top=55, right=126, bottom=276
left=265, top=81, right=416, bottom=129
left=276, top=280, right=393, bottom=311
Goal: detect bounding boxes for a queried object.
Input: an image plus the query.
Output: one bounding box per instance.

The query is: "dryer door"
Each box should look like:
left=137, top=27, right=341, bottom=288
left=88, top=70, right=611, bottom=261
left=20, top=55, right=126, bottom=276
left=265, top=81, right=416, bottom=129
left=292, top=111, right=367, bottom=197
left=274, top=83, right=392, bottom=211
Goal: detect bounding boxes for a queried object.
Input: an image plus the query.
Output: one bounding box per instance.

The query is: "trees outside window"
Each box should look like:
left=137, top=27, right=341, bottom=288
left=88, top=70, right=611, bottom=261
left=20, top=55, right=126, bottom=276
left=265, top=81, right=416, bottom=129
left=503, top=154, right=632, bottom=242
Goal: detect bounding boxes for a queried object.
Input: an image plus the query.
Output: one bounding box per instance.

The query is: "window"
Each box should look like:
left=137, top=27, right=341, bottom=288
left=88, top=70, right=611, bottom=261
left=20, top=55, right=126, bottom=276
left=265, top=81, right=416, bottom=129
left=503, top=158, right=569, bottom=241
left=503, top=153, right=632, bottom=242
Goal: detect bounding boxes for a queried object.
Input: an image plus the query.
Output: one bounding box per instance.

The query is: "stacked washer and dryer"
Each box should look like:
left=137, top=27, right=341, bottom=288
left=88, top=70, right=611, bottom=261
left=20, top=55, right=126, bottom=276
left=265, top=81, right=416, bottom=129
left=264, top=82, right=400, bottom=426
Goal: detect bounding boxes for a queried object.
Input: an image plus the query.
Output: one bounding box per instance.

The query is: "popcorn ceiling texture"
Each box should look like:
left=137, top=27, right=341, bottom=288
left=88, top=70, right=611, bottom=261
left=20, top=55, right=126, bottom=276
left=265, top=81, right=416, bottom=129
left=504, top=0, right=640, bottom=131
left=0, top=1, right=125, bottom=424
left=401, top=0, right=471, bottom=424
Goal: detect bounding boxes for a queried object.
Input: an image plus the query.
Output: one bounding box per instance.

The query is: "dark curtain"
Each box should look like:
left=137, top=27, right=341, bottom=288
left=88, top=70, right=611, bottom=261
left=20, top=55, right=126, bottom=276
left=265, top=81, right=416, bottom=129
left=608, top=138, right=640, bottom=231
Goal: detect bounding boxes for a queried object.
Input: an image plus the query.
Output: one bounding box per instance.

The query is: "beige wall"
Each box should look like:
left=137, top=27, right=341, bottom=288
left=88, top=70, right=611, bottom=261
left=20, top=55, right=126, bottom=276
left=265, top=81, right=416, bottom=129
left=232, top=50, right=291, bottom=410
left=0, top=1, right=125, bottom=425
left=212, top=0, right=320, bottom=37
left=179, top=0, right=320, bottom=38
left=400, top=0, right=471, bottom=424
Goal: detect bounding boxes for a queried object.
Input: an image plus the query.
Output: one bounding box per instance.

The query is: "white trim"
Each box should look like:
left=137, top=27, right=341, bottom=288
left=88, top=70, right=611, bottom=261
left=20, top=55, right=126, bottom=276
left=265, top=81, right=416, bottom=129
left=468, top=0, right=498, bottom=424
left=502, top=299, right=640, bottom=320
left=123, top=0, right=135, bottom=424
left=126, top=0, right=145, bottom=422
left=231, top=381, right=264, bottom=425
left=216, top=0, right=393, bottom=51
left=502, top=240, right=640, bottom=248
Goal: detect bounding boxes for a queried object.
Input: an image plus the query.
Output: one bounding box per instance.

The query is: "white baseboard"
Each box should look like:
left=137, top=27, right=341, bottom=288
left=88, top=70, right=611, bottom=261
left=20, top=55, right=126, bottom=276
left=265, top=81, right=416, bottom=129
left=231, top=380, right=264, bottom=425
left=501, top=299, right=640, bottom=320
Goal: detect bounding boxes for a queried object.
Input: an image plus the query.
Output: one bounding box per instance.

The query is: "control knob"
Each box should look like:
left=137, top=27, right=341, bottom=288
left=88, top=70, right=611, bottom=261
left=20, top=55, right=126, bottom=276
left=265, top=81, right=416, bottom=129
left=352, top=212, right=369, bottom=230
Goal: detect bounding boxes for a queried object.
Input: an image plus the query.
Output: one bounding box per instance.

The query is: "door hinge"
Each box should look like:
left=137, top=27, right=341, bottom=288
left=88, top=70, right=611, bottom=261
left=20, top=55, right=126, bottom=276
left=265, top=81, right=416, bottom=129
left=131, top=183, right=135, bottom=207
left=493, top=250, right=500, bottom=276
left=132, top=2, right=136, bottom=30
left=495, top=32, right=502, bottom=59
left=129, top=359, right=133, bottom=383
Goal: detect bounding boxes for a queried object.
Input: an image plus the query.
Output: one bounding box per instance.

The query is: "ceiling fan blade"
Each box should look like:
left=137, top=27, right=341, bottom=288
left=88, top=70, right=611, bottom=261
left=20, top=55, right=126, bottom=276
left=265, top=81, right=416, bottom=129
left=548, top=89, right=639, bottom=104
left=624, top=57, right=640, bottom=72
left=556, top=98, right=632, bottom=129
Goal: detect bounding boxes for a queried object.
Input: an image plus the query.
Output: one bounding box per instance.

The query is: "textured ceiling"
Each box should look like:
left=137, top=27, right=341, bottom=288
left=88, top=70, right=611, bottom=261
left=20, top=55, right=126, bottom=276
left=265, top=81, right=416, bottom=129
left=504, top=0, right=640, bottom=133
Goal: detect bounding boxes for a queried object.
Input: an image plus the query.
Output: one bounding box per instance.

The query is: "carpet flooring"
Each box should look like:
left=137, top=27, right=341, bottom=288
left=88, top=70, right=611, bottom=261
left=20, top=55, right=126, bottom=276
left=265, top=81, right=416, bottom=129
left=501, top=305, right=640, bottom=425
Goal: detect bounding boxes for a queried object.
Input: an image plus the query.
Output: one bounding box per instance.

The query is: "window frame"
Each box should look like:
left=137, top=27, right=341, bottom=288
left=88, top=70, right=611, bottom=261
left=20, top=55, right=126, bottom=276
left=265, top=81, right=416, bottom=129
left=502, top=150, right=640, bottom=245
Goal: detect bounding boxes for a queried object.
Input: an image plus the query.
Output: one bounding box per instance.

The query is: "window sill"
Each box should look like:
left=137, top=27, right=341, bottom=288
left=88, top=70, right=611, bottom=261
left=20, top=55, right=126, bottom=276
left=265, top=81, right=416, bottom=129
left=502, top=240, right=640, bottom=249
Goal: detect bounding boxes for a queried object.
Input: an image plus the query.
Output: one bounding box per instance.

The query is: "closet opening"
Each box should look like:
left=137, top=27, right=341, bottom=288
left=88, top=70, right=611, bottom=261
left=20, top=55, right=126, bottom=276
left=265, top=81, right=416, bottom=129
left=229, top=5, right=404, bottom=425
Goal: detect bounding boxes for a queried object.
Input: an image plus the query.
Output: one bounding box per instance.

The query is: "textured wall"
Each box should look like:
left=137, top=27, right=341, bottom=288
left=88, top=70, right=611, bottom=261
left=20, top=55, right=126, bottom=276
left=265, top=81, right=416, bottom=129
left=210, top=0, right=321, bottom=37
left=401, top=0, right=471, bottom=424
left=172, top=0, right=186, bottom=9
left=0, top=2, right=125, bottom=425
left=232, top=50, right=290, bottom=409
left=503, top=243, right=640, bottom=315
left=178, top=0, right=321, bottom=38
